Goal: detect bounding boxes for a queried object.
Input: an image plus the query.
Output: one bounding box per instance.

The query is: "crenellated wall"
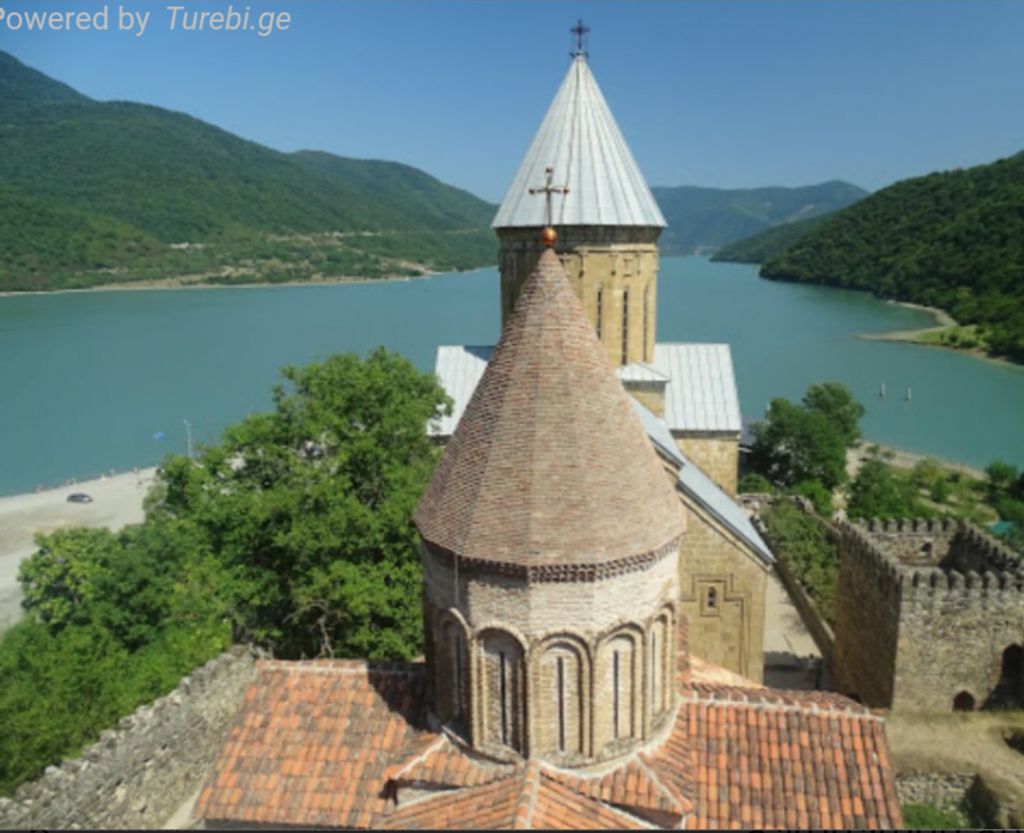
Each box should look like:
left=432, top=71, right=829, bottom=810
left=834, top=518, right=1024, bottom=712
left=0, top=646, right=256, bottom=830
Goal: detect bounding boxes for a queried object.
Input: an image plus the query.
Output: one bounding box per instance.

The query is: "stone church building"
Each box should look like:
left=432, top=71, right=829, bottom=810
left=196, top=243, right=902, bottom=830
left=432, top=49, right=771, bottom=681
left=192, top=41, right=903, bottom=830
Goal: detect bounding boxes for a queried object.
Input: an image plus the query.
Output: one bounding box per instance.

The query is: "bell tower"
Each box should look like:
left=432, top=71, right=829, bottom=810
left=492, top=27, right=666, bottom=368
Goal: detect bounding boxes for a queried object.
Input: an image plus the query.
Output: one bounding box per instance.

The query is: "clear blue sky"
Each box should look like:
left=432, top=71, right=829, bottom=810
left=2, top=1, right=1023, bottom=202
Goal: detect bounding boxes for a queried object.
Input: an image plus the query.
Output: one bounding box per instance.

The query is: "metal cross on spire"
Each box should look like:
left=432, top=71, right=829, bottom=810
left=528, top=165, right=570, bottom=228
left=570, top=19, right=590, bottom=58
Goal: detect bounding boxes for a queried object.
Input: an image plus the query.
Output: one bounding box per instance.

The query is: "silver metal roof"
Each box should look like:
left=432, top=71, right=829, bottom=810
left=617, top=362, right=670, bottom=384
left=431, top=342, right=742, bottom=437
left=629, top=398, right=773, bottom=564
left=652, top=344, right=742, bottom=434
left=492, top=56, right=666, bottom=229
left=429, top=345, right=492, bottom=437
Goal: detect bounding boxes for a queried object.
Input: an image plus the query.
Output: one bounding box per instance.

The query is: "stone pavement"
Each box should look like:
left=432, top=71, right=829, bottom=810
left=762, top=567, right=824, bottom=690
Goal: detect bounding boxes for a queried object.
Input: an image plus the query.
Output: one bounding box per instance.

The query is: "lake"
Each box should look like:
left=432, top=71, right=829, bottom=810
left=0, top=256, right=1021, bottom=497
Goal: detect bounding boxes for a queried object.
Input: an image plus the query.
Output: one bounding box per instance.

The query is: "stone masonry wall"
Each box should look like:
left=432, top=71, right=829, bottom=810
left=498, top=225, right=661, bottom=367
left=835, top=519, right=1024, bottom=712
left=896, top=772, right=977, bottom=812
left=677, top=498, right=767, bottom=683
left=0, top=646, right=257, bottom=830
left=834, top=522, right=902, bottom=706
left=675, top=434, right=740, bottom=496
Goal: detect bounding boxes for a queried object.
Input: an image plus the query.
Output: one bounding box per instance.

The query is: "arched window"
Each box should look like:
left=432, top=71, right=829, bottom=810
left=536, top=641, right=585, bottom=756
left=642, top=285, right=649, bottom=357
left=621, top=289, right=630, bottom=364
left=481, top=630, right=524, bottom=752
left=953, top=690, right=976, bottom=711
left=605, top=633, right=637, bottom=743
left=651, top=615, right=671, bottom=717
left=440, top=620, right=468, bottom=731
left=994, top=644, right=1024, bottom=708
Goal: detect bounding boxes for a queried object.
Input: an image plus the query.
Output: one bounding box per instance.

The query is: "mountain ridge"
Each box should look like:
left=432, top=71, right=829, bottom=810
left=651, top=180, right=867, bottom=254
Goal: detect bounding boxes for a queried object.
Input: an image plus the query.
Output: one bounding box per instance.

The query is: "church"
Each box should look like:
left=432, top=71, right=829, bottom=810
left=432, top=39, right=771, bottom=681
left=193, top=33, right=902, bottom=830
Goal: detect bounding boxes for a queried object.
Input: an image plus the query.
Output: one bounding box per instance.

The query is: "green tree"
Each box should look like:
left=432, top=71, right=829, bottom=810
left=802, top=382, right=866, bottom=447
left=152, top=348, right=450, bottom=660
left=750, top=398, right=849, bottom=490
left=986, top=459, right=1020, bottom=492
left=848, top=460, right=924, bottom=520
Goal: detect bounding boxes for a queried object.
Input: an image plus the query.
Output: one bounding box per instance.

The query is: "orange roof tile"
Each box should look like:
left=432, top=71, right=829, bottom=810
left=196, top=657, right=904, bottom=830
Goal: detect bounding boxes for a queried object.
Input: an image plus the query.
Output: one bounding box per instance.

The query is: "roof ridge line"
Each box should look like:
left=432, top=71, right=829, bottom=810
left=634, top=752, right=689, bottom=816
left=385, top=734, right=448, bottom=782
left=681, top=687, right=879, bottom=719
left=512, top=760, right=541, bottom=829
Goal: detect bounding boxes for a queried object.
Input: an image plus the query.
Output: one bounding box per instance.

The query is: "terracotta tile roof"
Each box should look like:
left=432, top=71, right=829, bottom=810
left=674, top=683, right=904, bottom=830
left=413, top=248, right=685, bottom=567
left=196, top=657, right=903, bottom=830
left=194, top=659, right=430, bottom=828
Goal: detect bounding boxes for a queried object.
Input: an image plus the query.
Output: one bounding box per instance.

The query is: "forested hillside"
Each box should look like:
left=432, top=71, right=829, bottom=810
left=711, top=214, right=830, bottom=264
left=760, top=152, right=1024, bottom=362
left=651, top=180, right=866, bottom=254
left=0, top=51, right=496, bottom=290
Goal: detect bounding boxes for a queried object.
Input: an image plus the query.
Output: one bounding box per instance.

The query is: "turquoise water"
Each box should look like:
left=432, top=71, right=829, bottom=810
left=0, top=257, right=1021, bottom=496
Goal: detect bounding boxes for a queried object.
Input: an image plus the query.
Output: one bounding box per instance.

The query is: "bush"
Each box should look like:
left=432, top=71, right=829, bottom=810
left=761, top=501, right=838, bottom=625
left=902, top=802, right=968, bottom=830
left=738, top=473, right=774, bottom=494
left=792, top=479, right=834, bottom=516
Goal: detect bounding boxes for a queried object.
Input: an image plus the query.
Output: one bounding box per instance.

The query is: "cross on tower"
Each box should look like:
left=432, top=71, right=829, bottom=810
left=570, top=19, right=590, bottom=58
left=528, top=165, right=570, bottom=228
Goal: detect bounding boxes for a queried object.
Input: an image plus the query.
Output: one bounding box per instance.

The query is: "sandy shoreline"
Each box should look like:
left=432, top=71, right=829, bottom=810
left=0, top=468, right=157, bottom=631
left=0, top=265, right=491, bottom=298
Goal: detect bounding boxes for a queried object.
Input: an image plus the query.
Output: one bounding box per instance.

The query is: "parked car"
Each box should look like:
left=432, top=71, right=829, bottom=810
left=66, top=492, right=93, bottom=504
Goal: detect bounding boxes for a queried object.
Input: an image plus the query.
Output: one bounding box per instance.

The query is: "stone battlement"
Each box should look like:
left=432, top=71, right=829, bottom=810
left=838, top=518, right=1024, bottom=602
left=835, top=517, right=1024, bottom=712
left=0, top=645, right=258, bottom=830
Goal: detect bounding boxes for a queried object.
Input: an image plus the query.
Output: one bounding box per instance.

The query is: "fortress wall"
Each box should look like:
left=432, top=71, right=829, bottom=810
left=893, top=563, right=1024, bottom=712
left=861, top=517, right=960, bottom=565
left=833, top=522, right=903, bottom=707
left=836, top=519, right=1024, bottom=712
left=0, top=646, right=256, bottom=830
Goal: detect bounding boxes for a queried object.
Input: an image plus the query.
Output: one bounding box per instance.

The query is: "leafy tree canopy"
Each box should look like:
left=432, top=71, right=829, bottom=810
left=802, top=382, right=866, bottom=448
left=847, top=459, right=927, bottom=520
left=150, top=348, right=450, bottom=660
left=749, top=383, right=861, bottom=491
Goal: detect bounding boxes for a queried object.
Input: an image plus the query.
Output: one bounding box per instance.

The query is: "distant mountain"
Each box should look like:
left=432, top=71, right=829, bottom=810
left=0, top=50, right=497, bottom=291
left=761, top=151, right=1024, bottom=362
left=651, top=181, right=867, bottom=255
left=711, top=214, right=832, bottom=264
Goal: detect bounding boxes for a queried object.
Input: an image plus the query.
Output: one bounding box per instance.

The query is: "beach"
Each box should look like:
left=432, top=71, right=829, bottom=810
left=0, top=468, right=157, bottom=631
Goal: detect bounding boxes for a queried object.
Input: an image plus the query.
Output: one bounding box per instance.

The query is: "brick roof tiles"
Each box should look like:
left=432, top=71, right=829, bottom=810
left=196, top=657, right=904, bottom=830
left=414, top=248, right=685, bottom=566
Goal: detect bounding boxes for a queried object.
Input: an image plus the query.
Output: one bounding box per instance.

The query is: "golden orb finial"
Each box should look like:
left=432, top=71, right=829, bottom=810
left=542, top=226, right=558, bottom=248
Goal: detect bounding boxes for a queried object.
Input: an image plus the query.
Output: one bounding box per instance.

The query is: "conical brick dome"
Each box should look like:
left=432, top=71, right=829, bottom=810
left=415, top=248, right=684, bottom=566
